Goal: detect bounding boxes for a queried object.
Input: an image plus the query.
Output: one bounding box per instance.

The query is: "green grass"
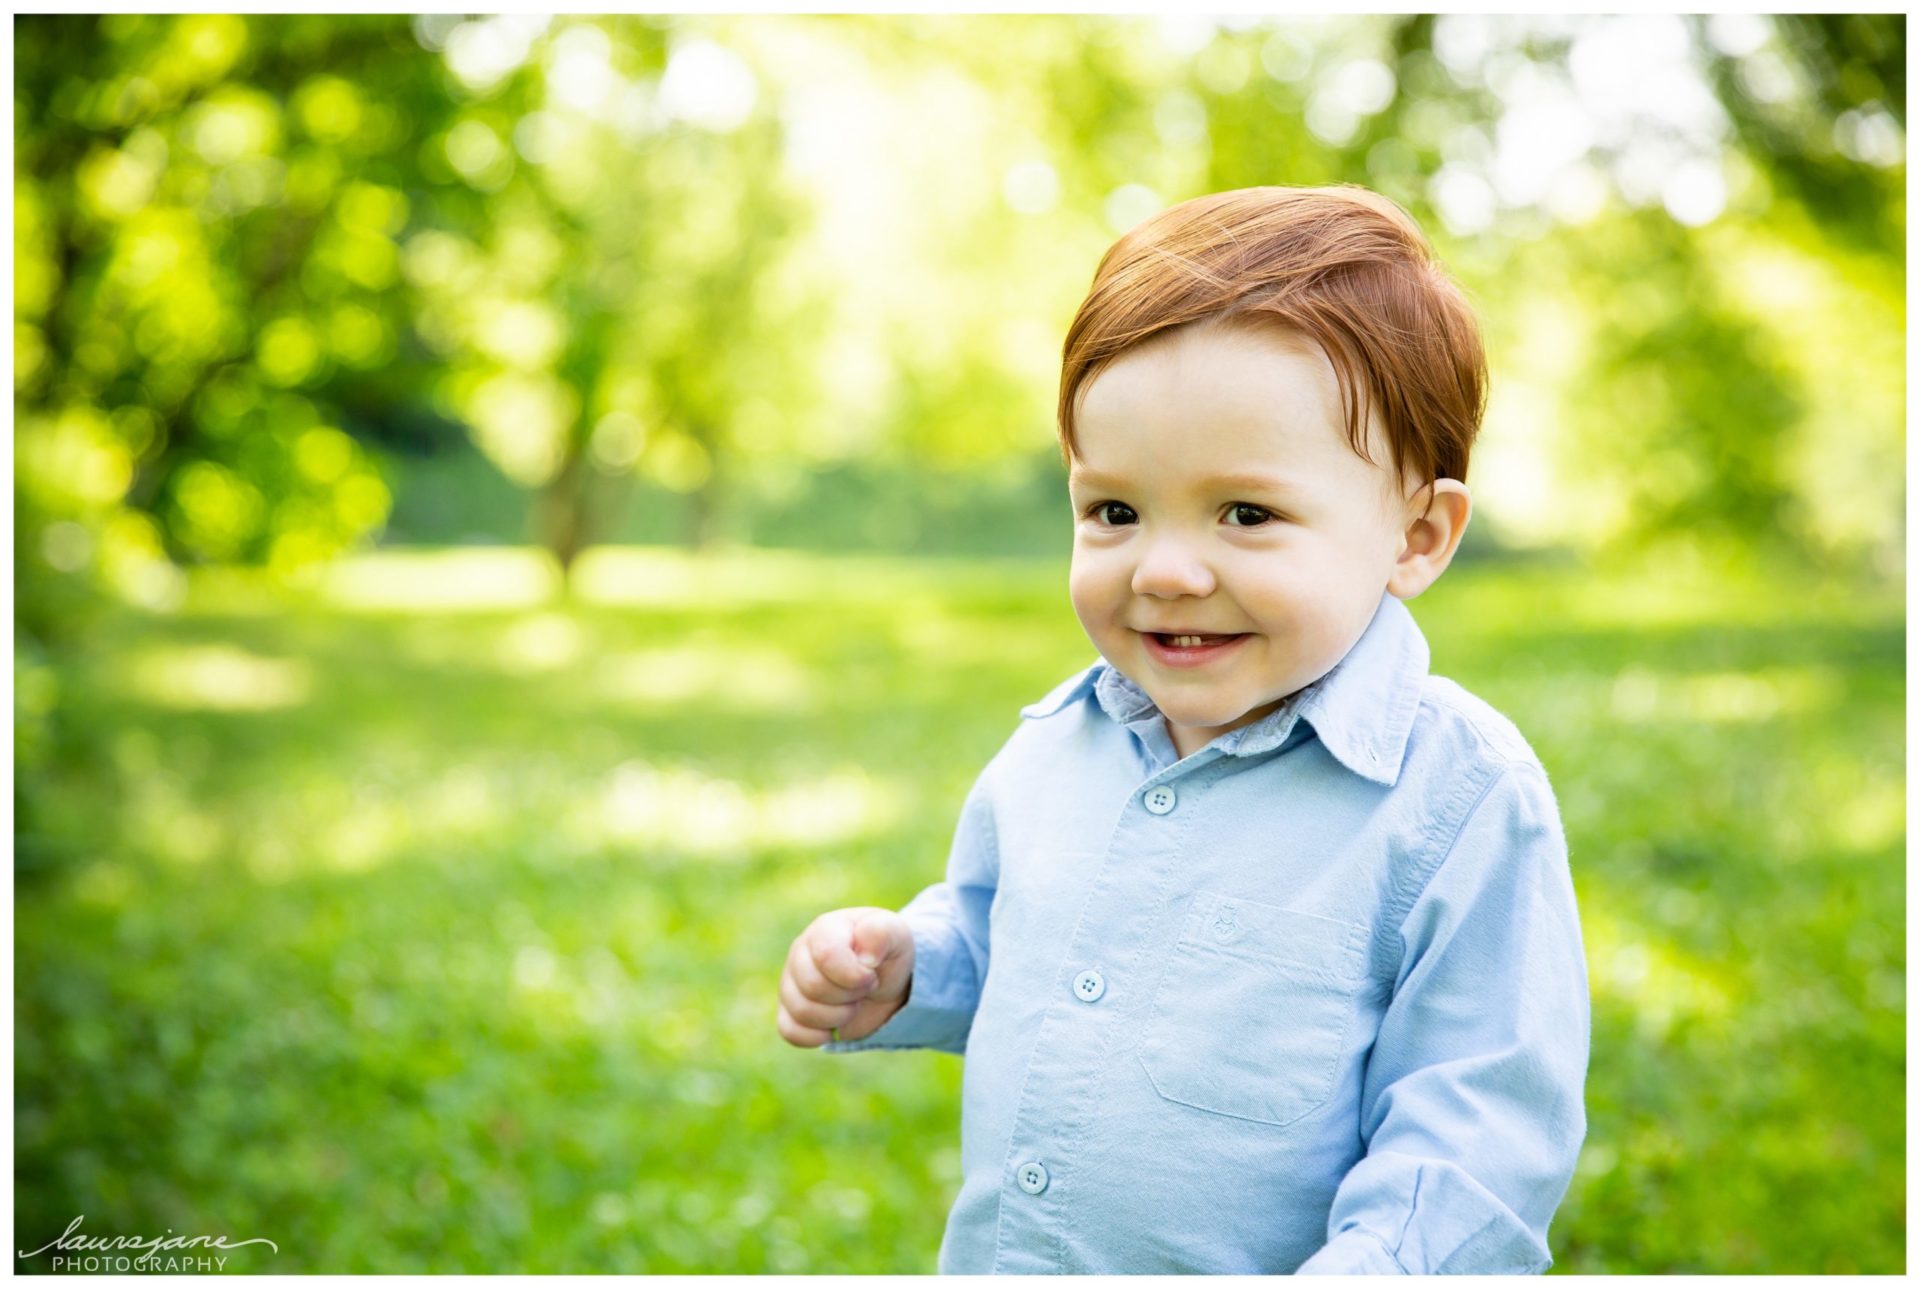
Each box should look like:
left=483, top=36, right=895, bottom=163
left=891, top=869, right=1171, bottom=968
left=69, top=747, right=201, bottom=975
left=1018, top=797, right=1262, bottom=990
left=13, top=546, right=1904, bottom=1272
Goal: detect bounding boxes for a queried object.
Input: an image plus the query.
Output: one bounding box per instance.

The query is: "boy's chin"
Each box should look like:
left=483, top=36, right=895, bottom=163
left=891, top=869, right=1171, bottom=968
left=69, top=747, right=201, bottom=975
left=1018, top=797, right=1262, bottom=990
left=1154, top=701, right=1259, bottom=734
left=1151, top=690, right=1290, bottom=734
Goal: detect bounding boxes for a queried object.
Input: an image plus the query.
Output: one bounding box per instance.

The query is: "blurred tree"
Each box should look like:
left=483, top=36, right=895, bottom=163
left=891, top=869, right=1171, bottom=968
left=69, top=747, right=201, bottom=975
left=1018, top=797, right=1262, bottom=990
left=14, top=15, right=424, bottom=641
left=1702, top=13, right=1904, bottom=261
left=12, top=11, right=1906, bottom=611
left=12, top=14, right=823, bottom=619
left=404, top=16, right=824, bottom=567
left=1559, top=212, right=1805, bottom=548
left=14, top=14, right=433, bottom=878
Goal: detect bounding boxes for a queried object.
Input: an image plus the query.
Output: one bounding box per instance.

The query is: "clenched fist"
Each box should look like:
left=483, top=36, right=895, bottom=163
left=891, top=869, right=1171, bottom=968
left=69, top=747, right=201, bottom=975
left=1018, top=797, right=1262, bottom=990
left=776, top=906, right=914, bottom=1047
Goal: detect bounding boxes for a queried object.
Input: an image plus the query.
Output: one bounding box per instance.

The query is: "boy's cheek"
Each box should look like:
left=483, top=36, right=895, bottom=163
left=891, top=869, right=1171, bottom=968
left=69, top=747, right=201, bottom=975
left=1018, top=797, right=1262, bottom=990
left=1065, top=565, right=1114, bottom=637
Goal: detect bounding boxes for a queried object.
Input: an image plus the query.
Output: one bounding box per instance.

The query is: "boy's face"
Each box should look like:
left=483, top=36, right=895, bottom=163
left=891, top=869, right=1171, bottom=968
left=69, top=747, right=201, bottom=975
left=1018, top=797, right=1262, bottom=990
left=1067, top=320, right=1438, bottom=760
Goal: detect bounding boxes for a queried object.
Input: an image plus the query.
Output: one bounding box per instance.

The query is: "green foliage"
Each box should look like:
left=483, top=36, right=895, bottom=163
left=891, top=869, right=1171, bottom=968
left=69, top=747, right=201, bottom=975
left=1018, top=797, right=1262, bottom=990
left=14, top=15, right=423, bottom=617
left=1559, top=212, right=1804, bottom=546
left=12, top=550, right=1903, bottom=1272
left=14, top=14, right=1907, bottom=601
left=1708, top=13, right=1905, bottom=259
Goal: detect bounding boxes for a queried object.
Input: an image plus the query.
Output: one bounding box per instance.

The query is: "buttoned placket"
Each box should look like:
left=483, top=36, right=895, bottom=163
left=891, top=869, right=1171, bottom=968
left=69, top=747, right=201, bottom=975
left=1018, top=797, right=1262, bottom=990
left=989, top=665, right=1324, bottom=1270
left=990, top=743, right=1231, bottom=1273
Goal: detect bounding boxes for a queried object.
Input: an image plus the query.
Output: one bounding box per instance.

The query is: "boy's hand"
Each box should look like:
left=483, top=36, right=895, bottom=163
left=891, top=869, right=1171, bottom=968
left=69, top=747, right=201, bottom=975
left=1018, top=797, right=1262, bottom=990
left=776, top=906, right=914, bottom=1048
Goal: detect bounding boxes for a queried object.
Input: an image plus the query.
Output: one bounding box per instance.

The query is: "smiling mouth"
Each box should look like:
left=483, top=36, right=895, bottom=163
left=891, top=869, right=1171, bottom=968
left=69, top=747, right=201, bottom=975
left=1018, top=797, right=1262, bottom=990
left=1147, top=632, right=1245, bottom=647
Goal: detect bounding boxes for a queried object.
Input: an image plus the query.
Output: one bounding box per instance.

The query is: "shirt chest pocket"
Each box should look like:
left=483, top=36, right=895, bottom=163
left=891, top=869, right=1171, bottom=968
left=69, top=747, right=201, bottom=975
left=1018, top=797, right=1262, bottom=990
left=1137, top=891, right=1370, bottom=1128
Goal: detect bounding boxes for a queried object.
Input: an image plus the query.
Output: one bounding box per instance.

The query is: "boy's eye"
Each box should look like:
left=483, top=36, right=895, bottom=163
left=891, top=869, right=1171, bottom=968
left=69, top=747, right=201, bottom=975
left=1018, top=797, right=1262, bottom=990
left=1088, top=501, right=1138, bottom=526
left=1224, top=503, right=1276, bottom=527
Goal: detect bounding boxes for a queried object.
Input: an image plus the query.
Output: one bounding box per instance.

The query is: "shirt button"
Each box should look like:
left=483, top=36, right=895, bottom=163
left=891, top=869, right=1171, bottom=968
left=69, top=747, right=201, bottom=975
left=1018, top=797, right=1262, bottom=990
left=1016, top=1161, right=1050, bottom=1194
left=1143, top=785, right=1177, bottom=815
left=1072, top=969, right=1106, bottom=1002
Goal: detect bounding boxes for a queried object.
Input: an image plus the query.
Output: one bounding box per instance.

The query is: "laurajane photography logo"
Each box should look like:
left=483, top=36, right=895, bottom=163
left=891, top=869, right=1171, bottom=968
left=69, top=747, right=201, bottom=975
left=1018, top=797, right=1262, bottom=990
left=20, top=1214, right=279, bottom=1273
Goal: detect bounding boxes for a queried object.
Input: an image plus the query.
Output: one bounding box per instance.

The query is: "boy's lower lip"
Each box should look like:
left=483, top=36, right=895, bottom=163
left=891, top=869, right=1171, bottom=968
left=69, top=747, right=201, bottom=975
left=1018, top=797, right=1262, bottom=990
left=1139, top=631, right=1250, bottom=668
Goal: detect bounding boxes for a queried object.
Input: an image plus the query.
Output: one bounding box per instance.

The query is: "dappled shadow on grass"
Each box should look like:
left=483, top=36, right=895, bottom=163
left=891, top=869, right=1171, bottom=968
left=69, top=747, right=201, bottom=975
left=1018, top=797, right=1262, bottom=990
left=1558, top=993, right=1902, bottom=1274
left=15, top=813, right=967, bottom=1272
left=14, top=553, right=1904, bottom=1272
left=1453, top=615, right=1903, bottom=1274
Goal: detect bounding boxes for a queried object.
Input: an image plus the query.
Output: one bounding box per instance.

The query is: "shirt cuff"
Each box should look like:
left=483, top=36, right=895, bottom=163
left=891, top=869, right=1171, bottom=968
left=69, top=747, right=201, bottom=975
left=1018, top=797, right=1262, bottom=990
left=1294, top=1228, right=1409, bottom=1275
left=821, top=923, right=976, bottom=1053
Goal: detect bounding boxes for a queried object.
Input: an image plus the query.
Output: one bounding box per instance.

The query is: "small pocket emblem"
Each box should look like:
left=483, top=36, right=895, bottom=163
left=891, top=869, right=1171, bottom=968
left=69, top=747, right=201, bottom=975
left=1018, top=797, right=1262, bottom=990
left=1210, top=907, right=1240, bottom=942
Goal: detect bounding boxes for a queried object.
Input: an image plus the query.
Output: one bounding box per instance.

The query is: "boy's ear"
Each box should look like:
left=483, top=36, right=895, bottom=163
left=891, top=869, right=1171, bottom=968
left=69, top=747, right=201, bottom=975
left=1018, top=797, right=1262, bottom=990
left=1387, top=479, right=1471, bottom=600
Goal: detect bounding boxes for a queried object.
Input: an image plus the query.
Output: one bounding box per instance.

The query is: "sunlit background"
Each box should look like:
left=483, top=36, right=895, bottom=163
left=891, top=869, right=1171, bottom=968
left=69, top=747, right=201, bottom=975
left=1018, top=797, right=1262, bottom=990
left=12, top=13, right=1905, bottom=1274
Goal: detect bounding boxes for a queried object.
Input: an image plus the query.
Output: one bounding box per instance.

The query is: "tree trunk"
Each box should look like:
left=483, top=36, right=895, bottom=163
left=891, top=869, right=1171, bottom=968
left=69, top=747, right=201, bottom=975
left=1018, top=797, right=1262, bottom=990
left=681, top=480, right=722, bottom=549
left=537, top=448, right=591, bottom=595
left=681, top=434, right=724, bottom=548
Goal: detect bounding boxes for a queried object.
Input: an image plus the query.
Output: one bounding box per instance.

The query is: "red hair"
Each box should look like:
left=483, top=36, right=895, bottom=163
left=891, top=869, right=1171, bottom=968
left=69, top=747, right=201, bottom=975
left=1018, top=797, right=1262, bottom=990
left=1057, top=184, right=1487, bottom=489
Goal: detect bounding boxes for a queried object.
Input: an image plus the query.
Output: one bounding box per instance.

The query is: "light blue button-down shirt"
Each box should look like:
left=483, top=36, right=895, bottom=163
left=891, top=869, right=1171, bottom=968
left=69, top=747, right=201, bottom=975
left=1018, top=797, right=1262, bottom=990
left=828, top=592, right=1589, bottom=1274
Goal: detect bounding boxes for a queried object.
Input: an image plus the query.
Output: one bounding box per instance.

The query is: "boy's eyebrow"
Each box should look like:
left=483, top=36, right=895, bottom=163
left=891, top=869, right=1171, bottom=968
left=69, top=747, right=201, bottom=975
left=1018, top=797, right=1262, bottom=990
left=1068, top=468, right=1305, bottom=495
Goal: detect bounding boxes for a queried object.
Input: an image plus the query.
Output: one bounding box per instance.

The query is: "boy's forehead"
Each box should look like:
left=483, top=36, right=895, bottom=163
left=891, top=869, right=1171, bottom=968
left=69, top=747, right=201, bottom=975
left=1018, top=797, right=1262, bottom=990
left=1071, top=327, right=1398, bottom=492
left=1079, top=325, right=1337, bottom=435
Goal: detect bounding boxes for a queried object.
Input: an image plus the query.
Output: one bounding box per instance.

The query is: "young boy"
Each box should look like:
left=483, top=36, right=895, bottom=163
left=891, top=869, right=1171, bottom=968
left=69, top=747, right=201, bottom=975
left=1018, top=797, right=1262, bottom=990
left=776, top=185, right=1589, bottom=1275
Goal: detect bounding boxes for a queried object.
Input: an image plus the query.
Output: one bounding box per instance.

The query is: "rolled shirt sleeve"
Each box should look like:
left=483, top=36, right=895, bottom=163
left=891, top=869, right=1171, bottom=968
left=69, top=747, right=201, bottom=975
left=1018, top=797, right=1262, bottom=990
left=825, top=772, right=1000, bottom=1056
left=1296, top=764, right=1590, bottom=1275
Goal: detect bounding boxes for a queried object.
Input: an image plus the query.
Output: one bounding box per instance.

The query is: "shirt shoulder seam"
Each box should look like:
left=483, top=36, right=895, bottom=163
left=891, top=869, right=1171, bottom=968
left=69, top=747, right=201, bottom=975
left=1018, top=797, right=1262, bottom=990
left=1418, top=682, right=1546, bottom=770
left=1385, top=757, right=1541, bottom=945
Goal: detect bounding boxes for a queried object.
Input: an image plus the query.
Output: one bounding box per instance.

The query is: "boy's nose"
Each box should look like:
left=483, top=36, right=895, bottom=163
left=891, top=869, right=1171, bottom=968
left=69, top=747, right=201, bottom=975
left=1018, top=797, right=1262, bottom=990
left=1130, top=535, right=1216, bottom=599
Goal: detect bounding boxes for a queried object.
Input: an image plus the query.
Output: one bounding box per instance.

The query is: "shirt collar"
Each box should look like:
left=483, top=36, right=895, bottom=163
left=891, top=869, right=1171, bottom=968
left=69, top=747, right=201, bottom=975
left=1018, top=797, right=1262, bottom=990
left=1286, top=592, right=1430, bottom=785
left=1030, top=593, right=1429, bottom=786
